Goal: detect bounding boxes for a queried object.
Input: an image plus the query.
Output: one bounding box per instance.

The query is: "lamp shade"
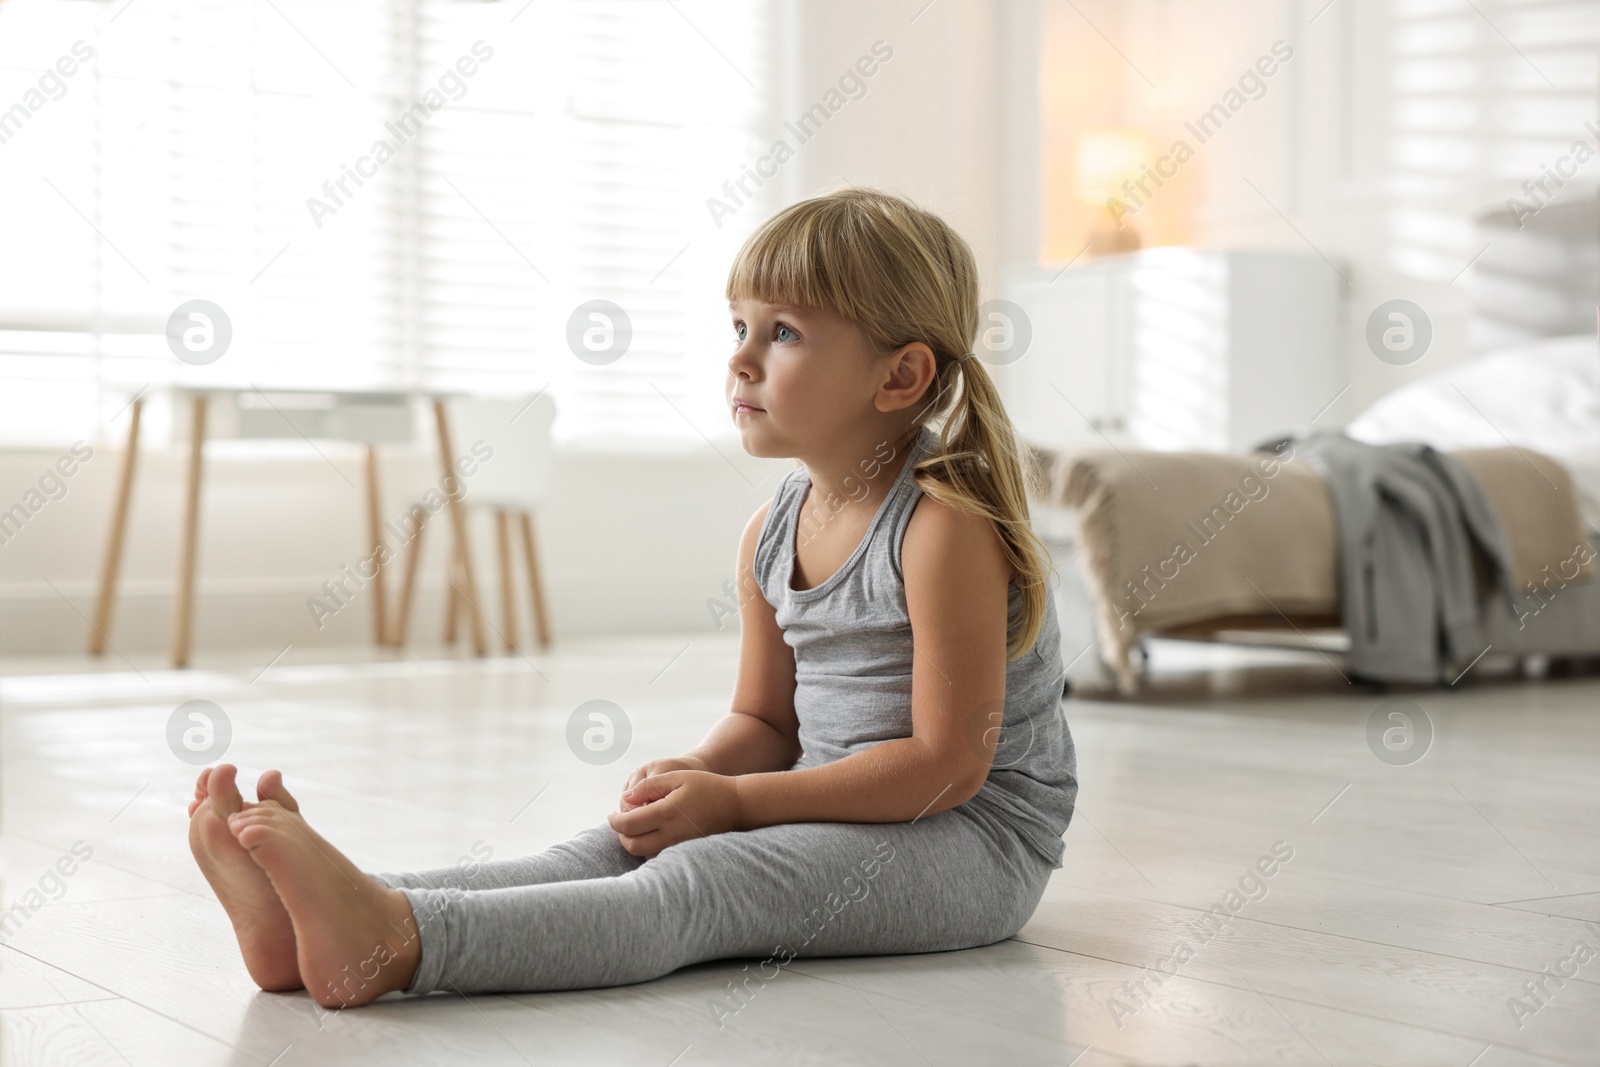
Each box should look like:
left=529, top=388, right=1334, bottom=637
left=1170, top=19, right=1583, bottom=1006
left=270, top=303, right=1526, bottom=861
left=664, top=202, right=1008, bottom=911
left=1076, top=128, right=1152, bottom=206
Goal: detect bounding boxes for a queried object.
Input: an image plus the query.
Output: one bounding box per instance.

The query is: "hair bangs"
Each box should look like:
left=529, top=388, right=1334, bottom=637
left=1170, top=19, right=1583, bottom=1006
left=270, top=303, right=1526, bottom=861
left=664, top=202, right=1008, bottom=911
left=724, top=199, right=883, bottom=337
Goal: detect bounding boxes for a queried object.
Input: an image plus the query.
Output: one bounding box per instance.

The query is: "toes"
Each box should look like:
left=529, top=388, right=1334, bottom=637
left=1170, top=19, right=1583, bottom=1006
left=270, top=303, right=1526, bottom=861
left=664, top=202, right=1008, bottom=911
left=209, top=764, right=245, bottom=818
left=227, top=809, right=261, bottom=837
left=227, top=805, right=280, bottom=836
left=230, top=814, right=278, bottom=852
left=233, top=822, right=268, bottom=850
left=189, top=769, right=212, bottom=817
left=227, top=805, right=273, bottom=826
left=255, top=770, right=300, bottom=813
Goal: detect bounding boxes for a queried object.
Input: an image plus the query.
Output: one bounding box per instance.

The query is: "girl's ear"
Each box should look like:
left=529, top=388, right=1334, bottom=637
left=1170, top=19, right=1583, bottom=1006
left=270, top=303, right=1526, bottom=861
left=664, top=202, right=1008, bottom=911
left=875, top=342, right=937, bottom=414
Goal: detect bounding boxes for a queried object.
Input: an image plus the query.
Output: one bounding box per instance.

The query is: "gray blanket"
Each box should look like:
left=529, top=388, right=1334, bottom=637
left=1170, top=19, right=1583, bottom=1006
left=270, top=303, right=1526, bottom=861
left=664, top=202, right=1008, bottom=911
left=1291, top=433, right=1518, bottom=683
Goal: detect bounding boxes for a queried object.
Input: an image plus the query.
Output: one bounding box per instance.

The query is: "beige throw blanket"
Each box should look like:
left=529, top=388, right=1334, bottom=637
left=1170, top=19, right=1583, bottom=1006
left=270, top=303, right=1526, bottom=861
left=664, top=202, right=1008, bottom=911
left=1037, top=442, right=1594, bottom=690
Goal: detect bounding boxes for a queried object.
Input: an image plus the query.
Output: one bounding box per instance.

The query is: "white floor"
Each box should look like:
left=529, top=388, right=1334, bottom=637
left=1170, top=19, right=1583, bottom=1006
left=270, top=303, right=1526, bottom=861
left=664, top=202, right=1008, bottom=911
left=3, top=637, right=1598, bottom=1066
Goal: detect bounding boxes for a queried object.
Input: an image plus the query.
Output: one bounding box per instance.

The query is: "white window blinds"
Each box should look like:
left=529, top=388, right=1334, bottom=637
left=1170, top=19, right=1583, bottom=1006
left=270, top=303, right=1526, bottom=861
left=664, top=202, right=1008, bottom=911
left=0, top=0, right=779, bottom=449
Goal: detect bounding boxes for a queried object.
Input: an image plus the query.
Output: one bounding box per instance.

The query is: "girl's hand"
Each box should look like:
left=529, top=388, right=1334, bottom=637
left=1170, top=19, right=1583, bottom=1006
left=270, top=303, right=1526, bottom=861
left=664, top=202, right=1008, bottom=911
left=607, top=770, right=741, bottom=858
left=620, top=756, right=710, bottom=812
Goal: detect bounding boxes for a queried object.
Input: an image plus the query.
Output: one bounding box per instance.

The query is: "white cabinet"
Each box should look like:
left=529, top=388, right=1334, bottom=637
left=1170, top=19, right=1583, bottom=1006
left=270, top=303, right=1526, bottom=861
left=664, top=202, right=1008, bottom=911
left=1001, top=248, right=1345, bottom=453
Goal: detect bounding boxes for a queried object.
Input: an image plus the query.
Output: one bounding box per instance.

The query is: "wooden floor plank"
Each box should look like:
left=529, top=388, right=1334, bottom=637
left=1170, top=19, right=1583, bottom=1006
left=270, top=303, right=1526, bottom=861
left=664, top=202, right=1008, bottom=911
left=0, top=946, right=117, bottom=1010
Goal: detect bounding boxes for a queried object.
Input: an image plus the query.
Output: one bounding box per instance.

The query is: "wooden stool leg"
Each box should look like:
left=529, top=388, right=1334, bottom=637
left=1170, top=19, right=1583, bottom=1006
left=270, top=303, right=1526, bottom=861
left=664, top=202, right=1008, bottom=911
left=444, top=542, right=463, bottom=645
left=90, top=396, right=143, bottom=654
left=434, top=400, right=487, bottom=656
left=393, top=505, right=427, bottom=646
left=171, top=394, right=208, bottom=669
left=520, top=511, right=552, bottom=648
left=363, top=445, right=390, bottom=646
left=495, top=509, right=519, bottom=652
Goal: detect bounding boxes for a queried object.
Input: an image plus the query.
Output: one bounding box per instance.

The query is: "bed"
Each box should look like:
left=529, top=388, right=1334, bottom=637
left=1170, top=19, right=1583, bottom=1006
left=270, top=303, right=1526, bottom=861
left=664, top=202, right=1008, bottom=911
left=1032, top=336, right=1600, bottom=691
left=1031, top=199, right=1600, bottom=693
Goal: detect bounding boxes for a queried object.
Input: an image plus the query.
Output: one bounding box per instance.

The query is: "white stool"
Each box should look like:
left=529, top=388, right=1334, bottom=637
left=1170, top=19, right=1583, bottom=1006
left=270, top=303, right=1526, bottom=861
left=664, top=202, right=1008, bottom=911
left=396, top=393, right=557, bottom=653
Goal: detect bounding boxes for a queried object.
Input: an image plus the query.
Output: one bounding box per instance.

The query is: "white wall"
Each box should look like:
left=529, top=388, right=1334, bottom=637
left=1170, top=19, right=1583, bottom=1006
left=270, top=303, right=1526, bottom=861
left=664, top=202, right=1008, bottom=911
left=786, top=0, right=1042, bottom=281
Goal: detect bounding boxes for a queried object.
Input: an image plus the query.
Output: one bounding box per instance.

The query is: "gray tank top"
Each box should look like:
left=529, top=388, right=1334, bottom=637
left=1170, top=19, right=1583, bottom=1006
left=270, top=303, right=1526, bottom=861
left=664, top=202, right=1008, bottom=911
left=752, top=423, right=1078, bottom=866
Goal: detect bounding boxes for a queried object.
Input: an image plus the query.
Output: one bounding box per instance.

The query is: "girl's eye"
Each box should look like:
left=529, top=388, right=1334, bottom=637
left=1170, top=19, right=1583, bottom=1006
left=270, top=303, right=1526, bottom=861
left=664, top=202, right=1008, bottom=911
left=730, top=319, right=797, bottom=344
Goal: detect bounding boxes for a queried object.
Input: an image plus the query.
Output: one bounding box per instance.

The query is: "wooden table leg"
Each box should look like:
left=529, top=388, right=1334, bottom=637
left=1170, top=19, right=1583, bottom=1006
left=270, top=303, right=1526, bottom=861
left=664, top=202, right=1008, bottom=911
left=171, top=394, right=208, bottom=669
left=433, top=400, right=487, bottom=656
left=520, top=511, right=552, bottom=648
left=363, top=445, right=390, bottom=646
left=393, top=505, right=427, bottom=646
left=89, top=396, right=143, bottom=655
left=495, top=509, right=518, bottom=652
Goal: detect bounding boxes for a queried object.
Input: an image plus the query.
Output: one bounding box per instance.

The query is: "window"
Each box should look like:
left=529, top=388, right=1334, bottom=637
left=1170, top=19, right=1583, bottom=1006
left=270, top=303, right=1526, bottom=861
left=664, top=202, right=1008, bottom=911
left=0, top=0, right=781, bottom=449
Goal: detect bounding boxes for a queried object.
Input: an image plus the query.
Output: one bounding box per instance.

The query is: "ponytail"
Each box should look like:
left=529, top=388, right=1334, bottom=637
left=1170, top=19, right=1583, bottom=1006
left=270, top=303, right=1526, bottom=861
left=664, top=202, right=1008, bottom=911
left=913, top=353, right=1055, bottom=660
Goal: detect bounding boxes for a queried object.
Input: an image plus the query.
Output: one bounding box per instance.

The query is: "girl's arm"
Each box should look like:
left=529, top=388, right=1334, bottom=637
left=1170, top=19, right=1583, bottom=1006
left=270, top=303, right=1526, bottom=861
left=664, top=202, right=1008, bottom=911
left=611, top=496, right=1011, bottom=850
left=732, top=496, right=1009, bottom=826
left=622, top=502, right=800, bottom=799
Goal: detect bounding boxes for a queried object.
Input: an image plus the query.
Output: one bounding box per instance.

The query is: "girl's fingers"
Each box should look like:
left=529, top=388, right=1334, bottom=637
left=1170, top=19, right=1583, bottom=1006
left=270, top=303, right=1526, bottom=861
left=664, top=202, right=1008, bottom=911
left=623, top=763, right=655, bottom=793
left=618, top=769, right=656, bottom=813
left=615, top=829, right=666, bottom=859
left=626, top=772, right=681, bottom=806
left=608, top=805, right=659, bottom=836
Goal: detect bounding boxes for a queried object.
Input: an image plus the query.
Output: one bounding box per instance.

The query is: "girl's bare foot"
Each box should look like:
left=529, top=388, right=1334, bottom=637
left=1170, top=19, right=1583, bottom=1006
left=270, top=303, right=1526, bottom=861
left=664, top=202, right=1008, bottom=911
left=186, top=765, right=302, bottom=991
left=227, top=784, right=422, bottom=1009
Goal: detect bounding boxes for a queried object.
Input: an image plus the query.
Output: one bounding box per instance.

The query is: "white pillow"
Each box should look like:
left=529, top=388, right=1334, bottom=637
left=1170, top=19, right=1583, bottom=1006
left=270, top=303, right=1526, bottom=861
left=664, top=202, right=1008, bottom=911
left=1345, top=335, right=1600, bottom=529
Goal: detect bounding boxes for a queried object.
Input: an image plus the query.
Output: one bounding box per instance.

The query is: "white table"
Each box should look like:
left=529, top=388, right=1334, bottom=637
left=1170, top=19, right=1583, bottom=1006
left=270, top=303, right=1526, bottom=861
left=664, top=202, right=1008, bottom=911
left=89, top=387, right=492, bottom=667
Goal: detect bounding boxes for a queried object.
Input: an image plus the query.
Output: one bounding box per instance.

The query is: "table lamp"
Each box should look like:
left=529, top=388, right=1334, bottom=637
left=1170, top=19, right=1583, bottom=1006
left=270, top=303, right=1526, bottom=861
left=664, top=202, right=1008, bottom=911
left=1077, top=127, right=1151, bottom=257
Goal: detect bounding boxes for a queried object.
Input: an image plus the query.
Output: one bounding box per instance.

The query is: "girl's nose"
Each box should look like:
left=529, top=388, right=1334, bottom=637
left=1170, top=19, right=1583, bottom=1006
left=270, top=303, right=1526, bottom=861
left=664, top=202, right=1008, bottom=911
left=728, top=342, right=757, bottom=380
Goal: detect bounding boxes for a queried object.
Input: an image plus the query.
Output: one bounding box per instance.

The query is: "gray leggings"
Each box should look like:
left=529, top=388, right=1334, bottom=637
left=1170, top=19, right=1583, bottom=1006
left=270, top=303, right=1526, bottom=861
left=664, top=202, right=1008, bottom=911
left=369, top=800, right=1054, bottom=996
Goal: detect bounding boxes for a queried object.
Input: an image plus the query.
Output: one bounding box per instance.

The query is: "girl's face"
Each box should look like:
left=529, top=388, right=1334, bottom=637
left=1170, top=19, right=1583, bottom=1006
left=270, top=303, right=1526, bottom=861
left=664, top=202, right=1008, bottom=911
left=726, top=298, right=889, bottom=458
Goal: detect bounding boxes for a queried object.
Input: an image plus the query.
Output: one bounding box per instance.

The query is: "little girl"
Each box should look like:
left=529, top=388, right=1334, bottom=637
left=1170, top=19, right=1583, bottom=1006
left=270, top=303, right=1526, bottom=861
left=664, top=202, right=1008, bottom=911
left=187, top=186, right=1078, bottom=1007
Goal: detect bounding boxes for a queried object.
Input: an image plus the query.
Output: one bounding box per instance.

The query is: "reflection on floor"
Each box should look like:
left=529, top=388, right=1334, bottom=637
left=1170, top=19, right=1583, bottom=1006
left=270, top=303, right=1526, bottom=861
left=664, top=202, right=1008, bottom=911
left=3, top=637, right=1598, bottom=1065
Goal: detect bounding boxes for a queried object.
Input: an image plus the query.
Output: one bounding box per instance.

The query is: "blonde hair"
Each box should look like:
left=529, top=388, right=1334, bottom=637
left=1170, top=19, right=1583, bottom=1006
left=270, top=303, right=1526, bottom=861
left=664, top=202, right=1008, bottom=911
left=726, top=186, right=1055, bottom=662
